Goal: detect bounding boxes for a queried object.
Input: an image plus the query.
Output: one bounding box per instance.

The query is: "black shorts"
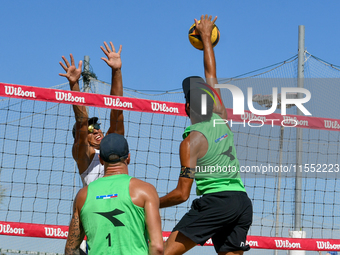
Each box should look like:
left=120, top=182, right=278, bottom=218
left=173, top=191, right=253, bottom=253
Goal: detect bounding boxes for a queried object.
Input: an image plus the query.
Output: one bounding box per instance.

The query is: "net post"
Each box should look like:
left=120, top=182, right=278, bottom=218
left=295, top=25, right=305, bottom=233
left=83, top=56, right=91, bottom=93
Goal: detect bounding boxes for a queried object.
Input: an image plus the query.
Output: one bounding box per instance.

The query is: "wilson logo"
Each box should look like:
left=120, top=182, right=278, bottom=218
left=316, top=241, right=340, bottom=250
left=44, top=227, right=68, bottom=237
left=324, top=120, right=340, bottom=129
left=246, top=240, right=259, bottom=247
left=0, top=224, right=24, bottom=235
left=104, top=97, right=133, bottom=108
left=4, top=86, right=36, bottom=98
left=55, top=92, right=85, bottom=103
left=151, top=102, right=179, bottom=113
left=274, top=240, right=301, bottom=249
left=283, top=116, right=308, bottom=126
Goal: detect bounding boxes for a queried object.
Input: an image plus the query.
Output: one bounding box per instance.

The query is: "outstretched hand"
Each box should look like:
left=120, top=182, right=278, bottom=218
left=59, top=54, right=82, bottom=86
left=194, top=14, right=217, bottom=39
left=100, top=42, right=122, bottom=70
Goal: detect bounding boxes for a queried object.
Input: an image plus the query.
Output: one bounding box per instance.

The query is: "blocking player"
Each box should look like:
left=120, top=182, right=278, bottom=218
left=59, top=42, right=124, bottom=186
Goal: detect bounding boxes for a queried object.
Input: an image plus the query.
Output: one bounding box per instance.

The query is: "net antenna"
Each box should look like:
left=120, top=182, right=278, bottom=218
left=252, top=92, right=297, bottom=255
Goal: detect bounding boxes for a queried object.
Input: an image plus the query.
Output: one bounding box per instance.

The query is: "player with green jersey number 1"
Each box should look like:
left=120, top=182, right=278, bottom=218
left=160, top=15, right=253, bottom=255
left=65, top=133, right=163, bottom=255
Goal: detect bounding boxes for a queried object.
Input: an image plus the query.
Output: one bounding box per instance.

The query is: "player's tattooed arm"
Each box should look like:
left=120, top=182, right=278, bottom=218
left=179, top=166, right=195, bottom=179
left=65, top=199, right=85, bottom=255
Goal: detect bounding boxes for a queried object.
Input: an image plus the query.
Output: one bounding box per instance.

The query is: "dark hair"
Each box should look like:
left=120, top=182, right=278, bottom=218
left=186, top=88, right=214, bottom=122
left=107, top=154, right=126, bottom=164
left=182, top=76, right=215, bottom=122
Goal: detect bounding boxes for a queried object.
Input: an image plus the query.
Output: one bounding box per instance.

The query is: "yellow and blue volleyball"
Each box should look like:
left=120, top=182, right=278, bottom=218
left=188, top=22, right=220, bottom=50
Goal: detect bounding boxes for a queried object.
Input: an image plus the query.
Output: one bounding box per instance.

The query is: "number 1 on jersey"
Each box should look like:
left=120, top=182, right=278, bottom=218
left=106, top=233, right=111, bottom=246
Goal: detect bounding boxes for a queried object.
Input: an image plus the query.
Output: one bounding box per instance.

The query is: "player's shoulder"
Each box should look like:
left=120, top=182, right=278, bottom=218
left=181, top=131, right=206, bottom=148
left=129, top=178, right=159, bottom=207
left=130, top=178, right=157, bottom=193
left=76, top=186, right=88, bottom=210
left=78, top=186, right=88, bottom=197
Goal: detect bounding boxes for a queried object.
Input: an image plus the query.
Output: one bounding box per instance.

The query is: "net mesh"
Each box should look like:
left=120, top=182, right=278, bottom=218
left=0, top=52, right=340, bottom=254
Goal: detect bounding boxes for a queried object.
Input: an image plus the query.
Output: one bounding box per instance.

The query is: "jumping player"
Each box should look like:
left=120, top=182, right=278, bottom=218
left=159, top=15, right=253, bottom=255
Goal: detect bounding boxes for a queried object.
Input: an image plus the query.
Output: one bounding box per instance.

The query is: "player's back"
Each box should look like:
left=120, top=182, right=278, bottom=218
left=80, top=174, right=148, bottom=255
left=184, top=113, right=246, bottom=195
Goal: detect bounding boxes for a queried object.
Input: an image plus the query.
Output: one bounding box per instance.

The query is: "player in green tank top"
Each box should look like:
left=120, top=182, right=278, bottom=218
left=65, top=133, right=163, bottom=255
left=160, top=15, right=253, bottom=255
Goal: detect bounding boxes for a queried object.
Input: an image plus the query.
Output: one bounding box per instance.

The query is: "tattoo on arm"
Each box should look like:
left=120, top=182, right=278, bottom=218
left=65, top=205, right=84, bottom=255
left=180, top=166, right=195, bottom=179
left=65, top=247, right=80, bottom=255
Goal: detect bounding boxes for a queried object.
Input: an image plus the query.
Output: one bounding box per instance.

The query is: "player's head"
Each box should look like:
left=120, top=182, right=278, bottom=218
left=182, top=76, right=214, bottom=122
left=99, top=133, right=130, bottom=166
left=72, top=117, right=104, bottom=146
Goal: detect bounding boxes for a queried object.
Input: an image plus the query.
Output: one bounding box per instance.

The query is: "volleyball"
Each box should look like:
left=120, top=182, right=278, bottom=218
left=188, top=22, right=220, bottom=50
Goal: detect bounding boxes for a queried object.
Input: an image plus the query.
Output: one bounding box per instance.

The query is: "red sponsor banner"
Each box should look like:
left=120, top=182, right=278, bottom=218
left=1, top=82, right=340, bottom=132
left=0, top=221, right=69, bottom=239
left=0, top=83, right=184, bottom=116
left=1, top=221, right=340, bottom=251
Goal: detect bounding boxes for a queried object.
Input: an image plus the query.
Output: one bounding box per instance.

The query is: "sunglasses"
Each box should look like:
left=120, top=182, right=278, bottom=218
left=88, top=123, right=101, bottom=133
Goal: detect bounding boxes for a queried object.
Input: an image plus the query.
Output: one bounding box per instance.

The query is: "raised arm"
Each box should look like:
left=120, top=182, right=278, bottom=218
left=100, top=42, right=124, bottom=135
left=195, top=15, right=227, bottom=120
left=65, top=190, right=86, bottom=255
left=59, top=54, right=92, bottom=174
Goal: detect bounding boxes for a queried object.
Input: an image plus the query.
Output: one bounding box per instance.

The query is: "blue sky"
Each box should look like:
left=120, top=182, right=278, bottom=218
left=1, top=1, right=340, bottom=92
left=1, top=1, right=340, bottom=254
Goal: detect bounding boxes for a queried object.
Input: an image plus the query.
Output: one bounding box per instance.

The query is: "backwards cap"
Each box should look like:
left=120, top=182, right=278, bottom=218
left=100, top=133, right=129, bottom=163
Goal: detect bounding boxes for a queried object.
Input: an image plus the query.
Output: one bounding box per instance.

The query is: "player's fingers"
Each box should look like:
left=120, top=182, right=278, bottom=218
left=59, top=73, right=67, bottom=77
left=205, top=14, right=208, bottom=20
left=100, top=46, right=109, bottom=56
left=208, top=15, right=212, bottom=21
left=59, top=61, right=68, bottom=71
left=212, top=16, right=217, bottom=23
left=78, top=60, right=82, bottom=70
left=200, top=15, right=204, bottom=22
left=194, top=18, right=198, bottom=27
left=104, top=41, right=110, bottom=52
left=117, top=45, right=122, bottom=54
left=100, top=46, right=108, bottom=56
left=110, top=42, right=116, bottom=52
left=101, top=57, right=108, bottom=64
left=70, top=54, right=75, bottom=66
left=61, top=56, right=70, bottom=68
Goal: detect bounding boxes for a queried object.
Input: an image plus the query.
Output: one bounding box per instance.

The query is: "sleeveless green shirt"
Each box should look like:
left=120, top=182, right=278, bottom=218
left=183, top=113, right=246, bottom=195
left=80, top=174, right=148, bottom=255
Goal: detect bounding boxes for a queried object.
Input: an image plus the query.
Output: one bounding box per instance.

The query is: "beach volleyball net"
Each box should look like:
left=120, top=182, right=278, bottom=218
left=0, top=53, right=340, bottom=254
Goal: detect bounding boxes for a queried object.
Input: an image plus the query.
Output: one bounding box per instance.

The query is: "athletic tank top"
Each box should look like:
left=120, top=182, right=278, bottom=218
left=183, top=113, right=246, bottom=195
left=80, top=149, right=104, bottom=186
left=80, top=174, right=148, bottom=255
